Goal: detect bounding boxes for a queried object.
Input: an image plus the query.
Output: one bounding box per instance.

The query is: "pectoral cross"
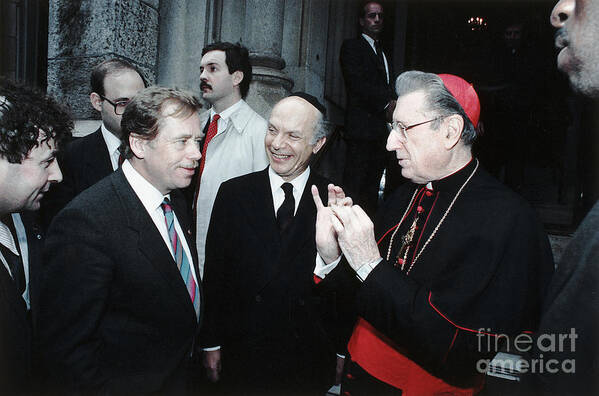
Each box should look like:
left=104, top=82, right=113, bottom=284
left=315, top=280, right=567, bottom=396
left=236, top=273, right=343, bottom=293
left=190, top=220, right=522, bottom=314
left=395, top=215, right=419, bottom=270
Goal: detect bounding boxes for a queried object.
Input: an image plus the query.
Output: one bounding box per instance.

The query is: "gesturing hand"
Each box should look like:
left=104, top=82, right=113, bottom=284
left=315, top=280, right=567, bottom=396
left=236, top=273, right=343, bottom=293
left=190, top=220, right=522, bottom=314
left=202, top=349, right=222, bottom=383
left=311, top=184, right=352, bottom=264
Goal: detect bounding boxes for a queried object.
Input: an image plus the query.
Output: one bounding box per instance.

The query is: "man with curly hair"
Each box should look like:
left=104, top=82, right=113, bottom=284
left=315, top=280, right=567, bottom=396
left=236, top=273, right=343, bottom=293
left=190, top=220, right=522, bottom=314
left=0, top=76, right=72, bottom=394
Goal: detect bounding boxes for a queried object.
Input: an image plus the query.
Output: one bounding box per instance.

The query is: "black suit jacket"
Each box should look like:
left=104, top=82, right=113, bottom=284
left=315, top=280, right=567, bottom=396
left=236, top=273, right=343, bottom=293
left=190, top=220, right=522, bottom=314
left=36, top=169, right=202, bottom=394
left=40, top=128, right=113, bottom=229
left=202, top=168, right=340, bottom=392
left=0, top=212, right=44, bottom=394
left=340, top=36, right=395, bottom=141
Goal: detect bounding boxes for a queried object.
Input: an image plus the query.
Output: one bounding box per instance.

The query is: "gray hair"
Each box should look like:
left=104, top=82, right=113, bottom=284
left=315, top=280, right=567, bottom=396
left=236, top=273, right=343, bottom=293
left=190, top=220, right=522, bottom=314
left=310, top=111, right=328, bottom=144
left=394, top=70, right=477, bottom=145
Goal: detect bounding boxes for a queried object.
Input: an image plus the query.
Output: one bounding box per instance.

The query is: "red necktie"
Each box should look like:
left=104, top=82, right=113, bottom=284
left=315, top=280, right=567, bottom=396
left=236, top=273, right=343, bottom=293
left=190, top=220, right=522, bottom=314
left=198, top=114, right=220, bottom=178
left=193, top=114, right=220, bottom=211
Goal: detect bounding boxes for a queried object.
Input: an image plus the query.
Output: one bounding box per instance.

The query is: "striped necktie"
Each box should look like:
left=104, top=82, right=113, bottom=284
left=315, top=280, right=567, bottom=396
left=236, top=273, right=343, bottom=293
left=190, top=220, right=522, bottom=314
left=161, top=198, right=200, bottom=319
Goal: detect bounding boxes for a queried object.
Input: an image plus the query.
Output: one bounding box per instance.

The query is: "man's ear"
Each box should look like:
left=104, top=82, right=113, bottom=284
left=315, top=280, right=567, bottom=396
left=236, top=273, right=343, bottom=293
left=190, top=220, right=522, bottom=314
left=232, top=71, right=244, bottom=88
left=444, top=115, right=464, bottom=150
left=312, top=137, right=326, bottom=155
left=90, top=92, right=103, bottom=112
left=129, top=134, right=147, bottom=159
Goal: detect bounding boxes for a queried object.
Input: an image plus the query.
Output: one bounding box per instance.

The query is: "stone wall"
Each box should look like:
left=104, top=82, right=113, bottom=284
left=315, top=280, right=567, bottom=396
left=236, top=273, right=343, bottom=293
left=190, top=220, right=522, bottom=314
left=48, top=0, right=159, bottom=128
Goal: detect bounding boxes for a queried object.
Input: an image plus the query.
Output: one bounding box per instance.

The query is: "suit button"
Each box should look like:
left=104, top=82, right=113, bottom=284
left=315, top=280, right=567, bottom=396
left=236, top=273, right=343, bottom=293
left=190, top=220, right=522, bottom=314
left=36, top=234, right=42, bottom=240
left=298, top=298, right=305, bottom=306
left=255, top=295, right=262, bottom=303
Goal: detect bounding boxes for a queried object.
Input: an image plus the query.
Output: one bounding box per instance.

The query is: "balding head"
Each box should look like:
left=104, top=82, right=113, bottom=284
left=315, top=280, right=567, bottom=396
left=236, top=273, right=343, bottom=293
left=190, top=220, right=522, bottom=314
left=265, top=96, right=327, bottom=181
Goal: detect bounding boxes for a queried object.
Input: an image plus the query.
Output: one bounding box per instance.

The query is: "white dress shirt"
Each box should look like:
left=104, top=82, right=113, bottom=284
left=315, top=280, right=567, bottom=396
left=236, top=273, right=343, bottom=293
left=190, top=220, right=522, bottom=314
left=268, top=166, right=310, bottom=216
left=121, top=160, right=198, bottom=286
left=362, top=33, right=390, bottom=84
left=101, top=123, right=122, bottom=171
left=208, top=99, right=243, bottom=135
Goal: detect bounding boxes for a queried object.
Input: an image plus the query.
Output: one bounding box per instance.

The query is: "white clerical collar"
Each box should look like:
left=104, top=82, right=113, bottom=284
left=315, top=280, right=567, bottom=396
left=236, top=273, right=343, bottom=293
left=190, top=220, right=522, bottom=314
left=121, top=160, right=171, bottom=214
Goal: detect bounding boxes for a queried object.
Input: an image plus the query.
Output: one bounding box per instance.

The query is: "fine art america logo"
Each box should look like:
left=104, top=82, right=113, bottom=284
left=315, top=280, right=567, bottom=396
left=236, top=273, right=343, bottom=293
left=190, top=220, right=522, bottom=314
left=476, top=328, right=577, bottom=375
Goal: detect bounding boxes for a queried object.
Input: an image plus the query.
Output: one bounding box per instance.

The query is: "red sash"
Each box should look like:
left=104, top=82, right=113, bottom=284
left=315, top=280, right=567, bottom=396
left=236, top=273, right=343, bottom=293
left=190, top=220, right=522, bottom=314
left=347, top=318, right=483, bottom=395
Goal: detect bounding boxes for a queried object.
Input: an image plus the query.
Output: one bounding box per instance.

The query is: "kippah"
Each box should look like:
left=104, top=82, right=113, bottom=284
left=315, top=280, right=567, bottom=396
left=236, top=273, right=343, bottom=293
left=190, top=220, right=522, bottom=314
left=288, top=92, right=326, bottom=117
left=437, top=74, right=480, bottom=128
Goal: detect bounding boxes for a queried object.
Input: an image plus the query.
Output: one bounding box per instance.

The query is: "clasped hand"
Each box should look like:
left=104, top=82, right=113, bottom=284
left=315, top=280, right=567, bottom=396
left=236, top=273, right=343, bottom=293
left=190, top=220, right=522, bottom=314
left=311, top=184, right=381, bottom=271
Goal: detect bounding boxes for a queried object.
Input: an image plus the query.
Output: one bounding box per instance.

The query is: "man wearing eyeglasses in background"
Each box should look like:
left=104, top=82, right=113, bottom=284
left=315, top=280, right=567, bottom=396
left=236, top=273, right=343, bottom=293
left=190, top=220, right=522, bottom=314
left=41, top=58, right=146, bottom=228
left=312, top=71, right=553, bottom=394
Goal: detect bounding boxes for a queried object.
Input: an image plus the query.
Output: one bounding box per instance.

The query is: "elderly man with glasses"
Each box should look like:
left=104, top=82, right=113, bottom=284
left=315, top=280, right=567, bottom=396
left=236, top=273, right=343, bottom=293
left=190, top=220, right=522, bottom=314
left=41, top=58, right=146, bottom=228
left=312, top=71, right=554, bottom=395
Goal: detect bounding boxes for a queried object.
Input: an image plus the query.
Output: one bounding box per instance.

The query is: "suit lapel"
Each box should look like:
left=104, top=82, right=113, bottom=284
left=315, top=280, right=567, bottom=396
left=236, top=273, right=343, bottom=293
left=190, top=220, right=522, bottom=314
left=0, top=263, right=28, bottom=320
left=254, top=172, right=326, bottom=294
left=84, top=129, right=114, bottom=183
left=246, top=169, right=282, bottom=292
left=111, top=171, right=197, bottom=320
left=359, top=36, right=388, bottom=83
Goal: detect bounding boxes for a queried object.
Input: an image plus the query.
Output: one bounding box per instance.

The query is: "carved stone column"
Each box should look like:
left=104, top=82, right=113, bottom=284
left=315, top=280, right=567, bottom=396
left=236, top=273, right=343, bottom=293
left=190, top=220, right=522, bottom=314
left=243, top=0, right=293, bottom=117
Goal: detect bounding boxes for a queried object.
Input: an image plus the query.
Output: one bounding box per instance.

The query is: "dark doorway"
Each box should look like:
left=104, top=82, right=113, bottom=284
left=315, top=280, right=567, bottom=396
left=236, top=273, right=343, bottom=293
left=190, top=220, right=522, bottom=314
left=0, top=0, right=49, bottom=90
left=404, top=0, right=580, bottom=233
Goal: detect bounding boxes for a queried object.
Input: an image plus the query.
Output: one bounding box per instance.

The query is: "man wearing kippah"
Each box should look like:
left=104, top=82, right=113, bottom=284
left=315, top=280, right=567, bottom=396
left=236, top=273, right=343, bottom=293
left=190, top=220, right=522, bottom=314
left=312, top=71, right=554, bottom=394
left=201, top=93, right=342, bottom=394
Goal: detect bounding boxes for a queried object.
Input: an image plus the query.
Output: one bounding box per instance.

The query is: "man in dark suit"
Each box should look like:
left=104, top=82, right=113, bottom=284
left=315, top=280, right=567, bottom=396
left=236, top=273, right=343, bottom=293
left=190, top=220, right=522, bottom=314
left=201, top=93, right=343, bottom=394
left=36, top=87, right=204, bottom=394
left=40, top=58, right=146, bottom=228
left=340, top=1, right=397, bottom=217
left=0, top=77, right=72, bottom=394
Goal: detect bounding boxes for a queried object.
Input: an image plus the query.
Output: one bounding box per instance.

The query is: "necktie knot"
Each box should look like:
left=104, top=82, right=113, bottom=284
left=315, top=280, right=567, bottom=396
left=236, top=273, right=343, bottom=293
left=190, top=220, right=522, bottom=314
left=281, top=182, right=293, bottom=197
left=212, top=113, right=221, bottom=123
left=161, top=198, right=173, bottom=215
left=277, top=183, right=295, bottom=233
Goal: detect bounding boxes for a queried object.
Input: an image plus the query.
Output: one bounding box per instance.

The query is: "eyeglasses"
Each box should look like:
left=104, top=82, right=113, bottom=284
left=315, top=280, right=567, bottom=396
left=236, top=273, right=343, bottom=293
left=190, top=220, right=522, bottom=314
left=391, top=116, right=443, bottom=140
left=99, top=95, right=130, bottom=115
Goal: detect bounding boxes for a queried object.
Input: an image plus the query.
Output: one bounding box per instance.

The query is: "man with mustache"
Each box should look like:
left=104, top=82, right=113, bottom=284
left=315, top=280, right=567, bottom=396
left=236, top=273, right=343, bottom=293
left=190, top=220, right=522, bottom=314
left=192, top=42, right=268, bottom=278
left=0, top=77, right=72, bottom=394
left=525, top=1, right=599, bottom=394
left=36, top=87, right=205, bottom=394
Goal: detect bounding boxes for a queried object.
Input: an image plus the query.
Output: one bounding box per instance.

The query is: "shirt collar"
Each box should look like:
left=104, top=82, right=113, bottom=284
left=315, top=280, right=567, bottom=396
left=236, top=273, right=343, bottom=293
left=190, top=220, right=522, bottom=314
left=427, top=157, right=476, bottom=193
left=121, top=160, right=170, bottom=214
left=100, top=123, right=122, bottom=156
left=361, top=33, right=377, bottom=51
left=209, top=99, right=244, bottom=132
left=268, top=166, right=311, bottom=197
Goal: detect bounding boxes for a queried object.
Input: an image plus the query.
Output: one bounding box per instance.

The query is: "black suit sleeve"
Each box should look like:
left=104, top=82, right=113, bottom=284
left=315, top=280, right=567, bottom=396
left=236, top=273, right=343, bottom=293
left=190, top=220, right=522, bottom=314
left=36, top=205, right=114, bottom=391
left=355, top=209, right=553, bottom=387
left=340, top=39, right=394, bottom=114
